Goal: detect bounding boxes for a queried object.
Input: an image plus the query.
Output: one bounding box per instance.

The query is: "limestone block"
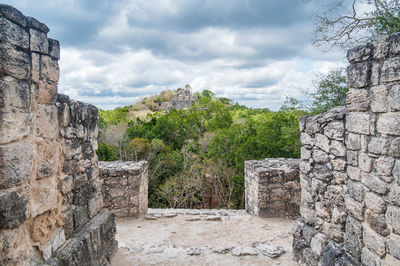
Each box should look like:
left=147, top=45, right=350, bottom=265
left=29, top=28, right=48, bottom=54
left=314, top=163, right=333, bottom=181
left=363, top=225, right=387, bottom=258
left=347, top=166, right=361, bottom=181
left=27, top=16, right=49, bottom=33
left=348, top=180, right=365, bottom=202
left=300, top=205, right=316, bottom=225
left=344, top=215, right=363, bottom=261
left=0, top=17, right=29, bottom=49
left=311, top=233, right=326, bottom=256
left=35, top=104, right=59, bottom=139
left=58, top=102, right=71, bottom=127
left=0, top=224, right=42, bottom=264
left=390, top=85, right=400, bottom=111
left=371, top=85, right=389, bottom=113
left=387, top=183, right=400, bottom=207
left=0, top=76, right=30, bottom=113
left=361, top=247, right=383, bottom=266
left=322, top=222, right=344, bottom=242
left=41, top=55, right=59, bottom=83
left=313, top=148, right=329, bottom=163
left=36, top=138, right=60, bottom=179
left=345, top=195, right=364, bottom=221
left=301, top=147, right=311, bottom=160
left=365, top=209, right=390, bottom=237
left=315, top=133, right=330, bottom=153
left=332, top=159, right=346, bottom=171
left=368, top=137, right=390, bottom=155
left=0, top=42, right=30, bottom=80
left=390, top=33, right=400, bottom=55
left=362, top=172, right=388, bottom=195
left=0, top=4, right=27, bottom=27
left=365, top=192, right=386, bottom=213
left=48, top=38, right=60, bottom=60
left=347, top=62, right=371, bottom=88
left=37, top=80, right=57, bottom=104
left=54, top=210, right=117, bottom=265
left=31, top=52, right=40, bottom=82
left=324, top=121, right=345, bottom=140
left=60, top=175, right=73, bottom=195
left=40, top=227, right=66, bottom=260
left=31, top=209, right=63, bottom=245
left=387, top=235, right=400, bottom=260
left=30, top=177, right=59, bottom=217
left=394, top=160, right=400, bottom=180
left=374, top=35, right=390, bottom=60
left=374, top=156, right=395, bottom=177
left=0, top=112, right=31, bottom=144
left=386, top=206, right=400, bottom=234
left=333, top=171, right=347, bottom=184
left=73, top=205, right=89, bottom=233
left=346, top=133, right=361, bottom=150
left=371, top=62, right=381, bottom=86
left=346, top=113, right=371, bottom=135
left=0, top=139, right=33, bottom=189
left=347, top=150, right=359, bottom=167
left=359, top=153, right=373, bottom=173
left=347, top=43, right=373, bottom=63
left=316, top=202, right=330, bottom=219
left=331, top=140, right=346, bottom=157
left=300, top=132, right=314, bottom=146
left=88, top=194, right=103, bottom=218
left=377, top=112, right=400, bottom=136
left=361, top=134, right=370, bottom=152
left=0, top=185, right=30, bottom=229
left=381, top=57, right=400, bottom=83
left=347, top=89, right=370, bottom=112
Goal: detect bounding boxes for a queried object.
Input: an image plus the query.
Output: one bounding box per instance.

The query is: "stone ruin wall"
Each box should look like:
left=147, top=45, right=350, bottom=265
left=293, top=33, right=400, bottom=265
left=245, top=158, right=300, bottom=219
left=0, top=5, right=117, bottom=265
left=99, top=161, right=148, bottom=218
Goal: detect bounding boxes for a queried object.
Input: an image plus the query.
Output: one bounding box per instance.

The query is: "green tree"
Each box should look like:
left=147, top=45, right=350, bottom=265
left=310, top=68, right=348, bottom=113
left=280, top=68, right=348, bottom=114
left=97, top=142, right=118, bottom=161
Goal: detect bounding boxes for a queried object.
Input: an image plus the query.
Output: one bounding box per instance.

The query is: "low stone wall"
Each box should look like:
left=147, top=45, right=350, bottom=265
left=100, top=161, right=148, bottom=217
left=0, top=5, right=116, bottom=265
left=293, top=33, right=400, bottom=265
left=245, top=158, right=300, bottom=219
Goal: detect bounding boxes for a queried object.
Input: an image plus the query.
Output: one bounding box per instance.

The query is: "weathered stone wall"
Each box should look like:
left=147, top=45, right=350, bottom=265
left=99, top=161, right=148, bottom=217
left=293, top=33, right=400, bottom=265
left=0, top=5, right=116, bottom=265
left=245, top=158, right=300, bottom=219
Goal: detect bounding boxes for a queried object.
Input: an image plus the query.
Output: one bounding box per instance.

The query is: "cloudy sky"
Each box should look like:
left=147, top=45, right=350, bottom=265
left=6, top=0, right=349, bottom=110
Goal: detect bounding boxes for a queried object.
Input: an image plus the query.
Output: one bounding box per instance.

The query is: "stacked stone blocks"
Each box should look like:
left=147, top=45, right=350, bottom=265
left=0, top=5, right=116, bottom=265
left=99, top=161, right=148, bottom=217
left=245, top=158, right=300, bottom=219
left=293, top=33, right=400, bottom=265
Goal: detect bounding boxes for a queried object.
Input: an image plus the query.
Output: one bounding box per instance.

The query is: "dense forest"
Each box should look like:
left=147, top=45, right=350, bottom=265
left=97, top=69, right=347, bottom=209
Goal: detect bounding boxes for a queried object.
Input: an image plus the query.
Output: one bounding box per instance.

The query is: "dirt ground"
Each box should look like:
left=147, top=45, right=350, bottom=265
left=111, top=209, right=297, bottom=266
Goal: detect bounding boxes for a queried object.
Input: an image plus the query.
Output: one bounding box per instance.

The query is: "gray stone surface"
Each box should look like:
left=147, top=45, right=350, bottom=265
left=0, top=6, right=117, bottom=265
left=295, top=33, right=400, bottom=266
left=245, top=158, right=300, bottom=219
left=99, top=161, right=148, bottom=218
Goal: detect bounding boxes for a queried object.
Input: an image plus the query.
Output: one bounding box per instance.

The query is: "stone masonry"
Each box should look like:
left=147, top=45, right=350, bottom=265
left=245, top=159, right=300, bottom=219
left=293, top=33, right=400, bottom=265
left=0, top=5, right=117, bottom=265
left=99, top=161, right=148, bottom=218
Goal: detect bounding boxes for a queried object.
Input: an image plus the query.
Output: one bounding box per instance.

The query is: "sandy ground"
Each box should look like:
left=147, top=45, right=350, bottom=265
left=111, top=209, right=297, bottom=266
